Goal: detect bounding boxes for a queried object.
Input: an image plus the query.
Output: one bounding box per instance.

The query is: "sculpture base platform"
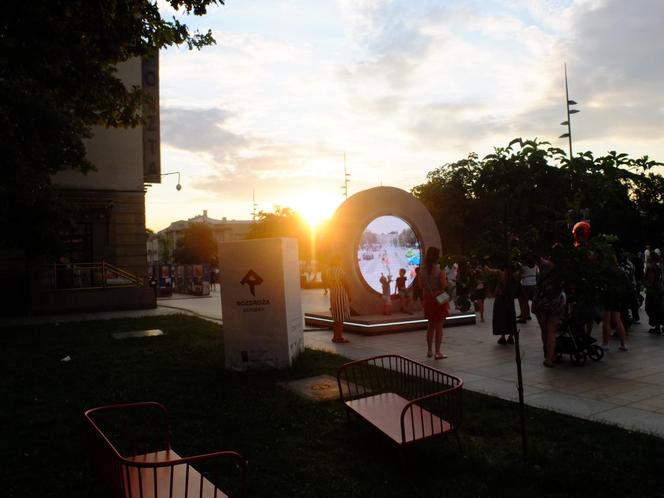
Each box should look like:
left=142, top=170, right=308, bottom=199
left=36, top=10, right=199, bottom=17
left=304, top=310, right=476, bottom=335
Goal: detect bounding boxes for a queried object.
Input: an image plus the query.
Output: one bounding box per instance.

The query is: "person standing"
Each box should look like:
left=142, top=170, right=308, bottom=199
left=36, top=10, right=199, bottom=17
left=533, top=251, right=566, bottom=368
left=395, top=268, right=412, bottom=314
left=645, top=252, right=664, bottom=335
left=149, top=274, right=158, bottom=298
left=601, top=256, right=629, bottom=351
left=644, top=245, right=652, bottom=275
left=620, top=255, right=640, bottom=327
left=411, top=266, right=423, bottom=311
left=444, top=262, right=458, bottom=307
left=380, top=273, right=392, bottom=315
left=327, top=255, right=351, bottom=343
left=471, top=263, right=487, bottom=322
left=517, top=256, right=538, bottom=323
left=420, top=247, right=449, bottom=359
left=211, top=267, right=220, bottom=292
left=485, top=265, right=518, bottom=345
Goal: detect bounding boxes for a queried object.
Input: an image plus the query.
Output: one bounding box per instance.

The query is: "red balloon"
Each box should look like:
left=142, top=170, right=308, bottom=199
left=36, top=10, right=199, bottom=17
left=572, top=221, right=591, bottom=246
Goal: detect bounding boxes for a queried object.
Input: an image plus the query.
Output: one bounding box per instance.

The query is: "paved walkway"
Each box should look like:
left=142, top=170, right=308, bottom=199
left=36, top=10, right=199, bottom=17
left=6, top=289, right=664, bottom=437
left=309, top=316, right=664, bottom=437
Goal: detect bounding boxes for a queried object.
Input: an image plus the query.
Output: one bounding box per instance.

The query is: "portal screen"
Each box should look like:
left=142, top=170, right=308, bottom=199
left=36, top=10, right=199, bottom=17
left=357, top=216, right=420, bottom=294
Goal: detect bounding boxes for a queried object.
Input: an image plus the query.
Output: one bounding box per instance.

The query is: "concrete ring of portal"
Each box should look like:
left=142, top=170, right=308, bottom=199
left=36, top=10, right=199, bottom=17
left=327, top=186, right=441, bottom=316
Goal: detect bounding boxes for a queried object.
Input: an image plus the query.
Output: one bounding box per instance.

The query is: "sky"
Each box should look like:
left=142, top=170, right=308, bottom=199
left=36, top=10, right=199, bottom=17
left=146, top=0, right=664, bottom=231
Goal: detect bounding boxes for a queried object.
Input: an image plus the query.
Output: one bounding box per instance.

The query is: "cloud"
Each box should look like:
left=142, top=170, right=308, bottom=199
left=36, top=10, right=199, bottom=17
left=570, top=0, right=664, bottom=86
left=160, top=107, right=247, bottom=165
left=149, top=0, right=664, bottom=231
left=405, top=102, right=505, bottom=151
left=390, top=0, right=663, bottom=156
left=159, top=105, right=345, bottom=198
left=336, top=1, right=565, bottom=155
left=191, top=140, right=342, bottom=187
left=529, top=0, right=664, bottom=153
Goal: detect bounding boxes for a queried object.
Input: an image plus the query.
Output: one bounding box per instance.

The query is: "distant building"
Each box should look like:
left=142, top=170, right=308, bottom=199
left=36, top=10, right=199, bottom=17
left=148, top=210, right=253, bottom=265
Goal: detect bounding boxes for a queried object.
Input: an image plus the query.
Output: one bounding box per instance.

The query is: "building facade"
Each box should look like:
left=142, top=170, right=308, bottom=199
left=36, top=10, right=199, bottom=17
left=148, top=210, right=253, bottom=265
left=1, top=58, right=157, bottom=315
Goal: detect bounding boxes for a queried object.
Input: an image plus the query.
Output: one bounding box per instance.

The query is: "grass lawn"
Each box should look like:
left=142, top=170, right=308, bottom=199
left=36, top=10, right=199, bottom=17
left=2, top=314, right=664, bottom=498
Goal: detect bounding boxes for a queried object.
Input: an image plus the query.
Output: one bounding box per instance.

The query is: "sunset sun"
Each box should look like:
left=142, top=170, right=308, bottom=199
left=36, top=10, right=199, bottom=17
left=294, top=197, right=337, bottom=229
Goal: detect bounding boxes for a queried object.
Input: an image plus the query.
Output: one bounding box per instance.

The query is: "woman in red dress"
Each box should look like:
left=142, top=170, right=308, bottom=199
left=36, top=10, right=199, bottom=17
left=420, top=246, right=450, bottom=359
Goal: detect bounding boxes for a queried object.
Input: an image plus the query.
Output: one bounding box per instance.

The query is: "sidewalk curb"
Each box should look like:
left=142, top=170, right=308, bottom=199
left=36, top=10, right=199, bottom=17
left=157, top=304, right=222, bottom=324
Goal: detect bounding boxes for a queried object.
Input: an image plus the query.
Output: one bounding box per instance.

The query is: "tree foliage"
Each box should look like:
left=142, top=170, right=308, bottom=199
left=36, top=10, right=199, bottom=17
left=412, top=138, right=664, bottom=263
left=245, top=207, right=312, bottom=260
left=173, top=223, right=217, bottom=265
left=1, top=1, right=221, bottom=255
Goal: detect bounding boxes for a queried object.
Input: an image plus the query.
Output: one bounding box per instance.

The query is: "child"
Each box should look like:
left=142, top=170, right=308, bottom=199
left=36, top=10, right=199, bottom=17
left=395, top=268, right=412, bottom=314
left=380, top=273, right=392, bottom=315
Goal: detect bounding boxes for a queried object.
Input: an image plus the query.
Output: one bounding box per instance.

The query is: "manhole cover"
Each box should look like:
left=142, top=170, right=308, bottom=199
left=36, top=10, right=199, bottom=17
left=279, top=375, right=364, bottom=401
left=280, top=375, right=340, bottom=401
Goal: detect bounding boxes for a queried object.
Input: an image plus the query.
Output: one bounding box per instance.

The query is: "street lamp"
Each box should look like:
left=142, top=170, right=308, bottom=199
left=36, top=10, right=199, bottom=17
left=559, top=63, right=580, bottom=160
left=145, top=171, right=182, bottom=190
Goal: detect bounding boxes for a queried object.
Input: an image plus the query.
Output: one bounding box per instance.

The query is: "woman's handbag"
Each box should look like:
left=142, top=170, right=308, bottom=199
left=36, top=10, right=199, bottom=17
left=436, top=291, right=451, bottom=305
left=421, top=266, right=449, bottom=308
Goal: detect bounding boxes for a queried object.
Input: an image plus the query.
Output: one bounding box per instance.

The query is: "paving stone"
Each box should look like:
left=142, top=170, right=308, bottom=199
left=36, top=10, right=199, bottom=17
left=525, top=391, right=619, bottom=418
left=592, top=406, right=664, bottom=437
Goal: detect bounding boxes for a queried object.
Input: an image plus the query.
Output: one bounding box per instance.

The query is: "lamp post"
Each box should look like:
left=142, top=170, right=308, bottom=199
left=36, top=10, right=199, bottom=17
left=145, top=171, right=182, bottom=190
left=559, top=63, right=580, bottom=160
left=341, top=153, right=350, bottom=199
left=161, top=171, right=182, bottom=191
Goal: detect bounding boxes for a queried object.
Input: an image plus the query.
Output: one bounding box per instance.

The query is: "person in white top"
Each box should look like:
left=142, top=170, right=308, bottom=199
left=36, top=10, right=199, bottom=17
left=644, top=245, right=652, bottom=275
left=444, top=262, right=458, bottom=308
left=517, top=257, right=539, bottom=323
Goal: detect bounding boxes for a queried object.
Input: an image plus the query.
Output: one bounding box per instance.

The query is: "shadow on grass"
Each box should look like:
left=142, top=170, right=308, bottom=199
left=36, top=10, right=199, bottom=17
left=2, top=315, right=663, bottom=497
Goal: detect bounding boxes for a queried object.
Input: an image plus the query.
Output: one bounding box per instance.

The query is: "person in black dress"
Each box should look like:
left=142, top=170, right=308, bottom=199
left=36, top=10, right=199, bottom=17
left=490, top=267, right=518, bottom=345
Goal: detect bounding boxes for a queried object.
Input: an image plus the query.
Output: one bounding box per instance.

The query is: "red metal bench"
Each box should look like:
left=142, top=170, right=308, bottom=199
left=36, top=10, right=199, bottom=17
left=84, top=402, right=247, bottom=498
left=337, top=354, right=463, bottom=446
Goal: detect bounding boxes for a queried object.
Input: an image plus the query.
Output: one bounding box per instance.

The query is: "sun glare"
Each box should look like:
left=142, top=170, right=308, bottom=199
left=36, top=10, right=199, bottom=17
left=301, top=207, right=329, bottom=229
left=294, top=198, right=336, bottom=229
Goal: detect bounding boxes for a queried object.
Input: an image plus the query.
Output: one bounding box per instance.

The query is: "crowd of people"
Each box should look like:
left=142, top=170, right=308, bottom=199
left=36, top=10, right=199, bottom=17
left=448, top=242, right=663, bottom=367
left=323, top=238, right=664, bottom=368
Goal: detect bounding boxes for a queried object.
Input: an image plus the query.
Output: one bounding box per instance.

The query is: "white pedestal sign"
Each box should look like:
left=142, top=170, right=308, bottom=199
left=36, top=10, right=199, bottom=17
left=219, top=237, right=304, bottom=370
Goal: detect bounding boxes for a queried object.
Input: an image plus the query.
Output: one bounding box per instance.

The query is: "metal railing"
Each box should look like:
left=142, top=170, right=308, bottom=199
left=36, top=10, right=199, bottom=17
left=47, top=262, right=144, bottom=290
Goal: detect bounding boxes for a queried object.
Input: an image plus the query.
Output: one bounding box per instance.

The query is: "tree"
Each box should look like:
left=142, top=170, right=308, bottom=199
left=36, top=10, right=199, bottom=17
left=173, top=223, right=217, bottom=265
left=412, top=138, right=664, bottom=263
left=1, top=1, right=221, bottom=256
left=475, top=139, right=569, bottom=262
left=158, top=234, right=173, bottom=264
left=245, top=207, right=312, bottom=260
left=411, top=153, right=484, bottom=255
left=398, top=228, right=417, bottom=247
left=360, top=230, right=378, bottom=249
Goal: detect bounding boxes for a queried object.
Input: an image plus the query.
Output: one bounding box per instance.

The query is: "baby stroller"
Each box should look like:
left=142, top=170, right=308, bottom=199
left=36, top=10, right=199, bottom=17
left=555, top=303, right=604, bottom=366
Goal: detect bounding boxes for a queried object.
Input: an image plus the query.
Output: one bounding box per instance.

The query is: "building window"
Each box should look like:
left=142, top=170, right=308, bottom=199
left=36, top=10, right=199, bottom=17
left=60, top=223, right=93, bottom=264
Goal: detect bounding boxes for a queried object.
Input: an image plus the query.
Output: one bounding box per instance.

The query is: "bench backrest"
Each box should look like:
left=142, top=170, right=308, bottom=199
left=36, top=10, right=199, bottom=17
left=85, top=402, right=172, bottom=498
left=85, top=402, right=247, bottom=498
left=337, top=354, right=464, bottom=431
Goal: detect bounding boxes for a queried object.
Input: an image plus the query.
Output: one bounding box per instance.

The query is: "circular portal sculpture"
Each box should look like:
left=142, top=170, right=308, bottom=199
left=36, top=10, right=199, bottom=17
left=325, top=186, right=441, bottom=316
